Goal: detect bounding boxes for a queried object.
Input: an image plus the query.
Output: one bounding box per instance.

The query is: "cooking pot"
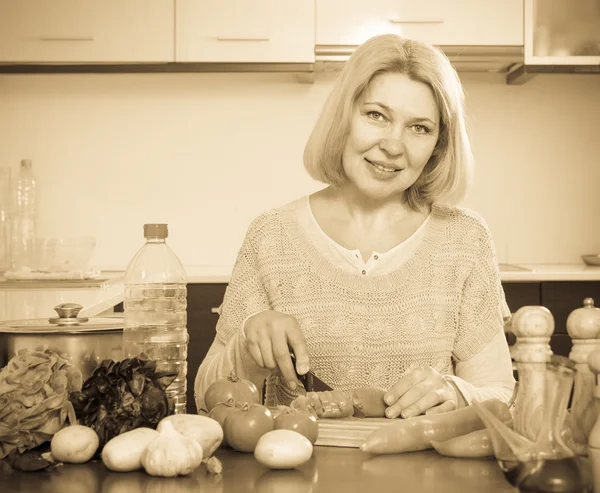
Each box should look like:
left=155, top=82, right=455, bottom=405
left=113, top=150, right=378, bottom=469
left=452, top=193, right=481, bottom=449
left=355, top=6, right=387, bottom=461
left=0, top=302, right=123, bottom=381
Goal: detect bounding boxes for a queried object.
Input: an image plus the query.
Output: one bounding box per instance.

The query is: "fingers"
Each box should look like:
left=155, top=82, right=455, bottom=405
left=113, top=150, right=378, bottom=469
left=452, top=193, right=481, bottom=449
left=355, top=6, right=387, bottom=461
left=271, top=330, right=300, bottom=389
left=287, top=326, right=310, bottom=375
left=425, top=399, right=457, bottom=415
left=243, top=310, right=308, bottom=389
left=384, top=367, right=455, bottom=418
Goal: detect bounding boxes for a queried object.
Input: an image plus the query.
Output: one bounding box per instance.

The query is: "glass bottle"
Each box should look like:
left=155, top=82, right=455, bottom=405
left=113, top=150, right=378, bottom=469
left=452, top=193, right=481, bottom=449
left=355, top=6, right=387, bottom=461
left=497, top=356, right=588, bottom=493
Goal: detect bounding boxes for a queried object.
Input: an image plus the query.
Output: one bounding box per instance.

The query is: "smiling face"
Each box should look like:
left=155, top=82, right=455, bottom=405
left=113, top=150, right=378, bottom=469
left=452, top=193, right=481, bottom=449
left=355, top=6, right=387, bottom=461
left=341, top=72, right=441, bottom=204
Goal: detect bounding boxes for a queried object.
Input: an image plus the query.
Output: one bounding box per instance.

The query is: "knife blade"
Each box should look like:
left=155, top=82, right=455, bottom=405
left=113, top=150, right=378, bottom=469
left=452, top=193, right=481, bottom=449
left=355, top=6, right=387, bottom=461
left=289, top=353, right=365, bottom=417
left=289, top=352, right=333, bottom=392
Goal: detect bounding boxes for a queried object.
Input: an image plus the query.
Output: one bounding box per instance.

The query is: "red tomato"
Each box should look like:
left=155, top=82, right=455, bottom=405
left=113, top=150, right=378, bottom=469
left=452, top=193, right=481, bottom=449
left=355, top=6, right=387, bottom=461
left=204, top=370, right=260, bottom=412
left=209, top=402, right=241, bottom=448
left=274, top=411, right=319, bottom=445
left=224, top=403, right=275, bottom=453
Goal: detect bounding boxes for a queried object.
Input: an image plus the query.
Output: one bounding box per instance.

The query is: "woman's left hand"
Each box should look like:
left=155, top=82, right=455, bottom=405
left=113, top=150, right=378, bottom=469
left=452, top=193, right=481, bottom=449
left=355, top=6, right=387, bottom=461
left=383, top=366, right=460, bottom=419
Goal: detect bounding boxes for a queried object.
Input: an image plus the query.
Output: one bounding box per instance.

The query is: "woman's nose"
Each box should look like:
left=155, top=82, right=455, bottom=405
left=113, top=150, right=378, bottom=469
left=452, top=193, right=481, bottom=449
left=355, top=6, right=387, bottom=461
left=378, top=136, right=404, bottom=156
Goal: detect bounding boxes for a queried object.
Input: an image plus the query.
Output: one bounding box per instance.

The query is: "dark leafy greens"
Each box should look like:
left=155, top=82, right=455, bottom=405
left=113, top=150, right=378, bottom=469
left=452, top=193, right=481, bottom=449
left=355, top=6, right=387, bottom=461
left=70, top=355, right=177, bottom=451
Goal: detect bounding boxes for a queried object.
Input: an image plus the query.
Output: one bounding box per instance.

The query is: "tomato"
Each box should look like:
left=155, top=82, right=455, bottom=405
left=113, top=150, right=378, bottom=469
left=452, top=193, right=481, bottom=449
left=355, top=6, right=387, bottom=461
left=224, top=403, right=275, bottom=453
left=208, top=400, right=241, bottom=448
left=204, top=370, right=260, bottom=412
left=274, top=411, right=319, bottom=445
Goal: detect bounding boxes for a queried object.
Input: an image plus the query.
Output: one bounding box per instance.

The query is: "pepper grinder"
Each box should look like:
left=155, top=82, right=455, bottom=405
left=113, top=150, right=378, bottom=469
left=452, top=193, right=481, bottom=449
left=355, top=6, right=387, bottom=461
left=510, top=305, right=555, bottom=442
left=586, top=348, right=600, bottom=492
left=567, top=298, right=600, bottom=456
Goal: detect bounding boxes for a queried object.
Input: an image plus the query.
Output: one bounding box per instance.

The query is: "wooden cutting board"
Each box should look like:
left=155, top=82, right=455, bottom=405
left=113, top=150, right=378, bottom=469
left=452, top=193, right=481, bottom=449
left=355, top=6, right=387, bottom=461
left=315, top=417, right=396, bottom=448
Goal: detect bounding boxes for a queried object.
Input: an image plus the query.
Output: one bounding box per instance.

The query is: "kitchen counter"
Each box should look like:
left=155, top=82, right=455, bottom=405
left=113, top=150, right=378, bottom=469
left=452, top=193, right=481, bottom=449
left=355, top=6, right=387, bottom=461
left=0, top=272, right=124, bottom=322
left=182, top=263, right=600, bottom=283
left=0, top=447, right=531, bottom=493
left=2, top=263, right=599, bottom=323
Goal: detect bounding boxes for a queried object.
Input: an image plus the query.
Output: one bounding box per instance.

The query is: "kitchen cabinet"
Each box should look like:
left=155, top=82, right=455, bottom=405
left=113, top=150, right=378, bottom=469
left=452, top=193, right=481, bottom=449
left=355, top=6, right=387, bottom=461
left=316, top=0, right=523, bottom=47
left=175, top=0, right=315, bottom=63
left=525, top=0, right=600, bottom=65
left=0, top=0, right=174, bottom=63
left=502, top=281, right=600, bottom=358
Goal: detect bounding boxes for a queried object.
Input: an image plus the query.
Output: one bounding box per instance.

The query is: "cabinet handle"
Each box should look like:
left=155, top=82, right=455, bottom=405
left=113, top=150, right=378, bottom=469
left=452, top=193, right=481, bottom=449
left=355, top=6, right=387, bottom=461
left=211, top=307, right=220, bottom=314
left=215, top=36, right=270, bottom=42
left=388, top=19, right=444, bottom=24
left=39, top=36, right=95, bottom=42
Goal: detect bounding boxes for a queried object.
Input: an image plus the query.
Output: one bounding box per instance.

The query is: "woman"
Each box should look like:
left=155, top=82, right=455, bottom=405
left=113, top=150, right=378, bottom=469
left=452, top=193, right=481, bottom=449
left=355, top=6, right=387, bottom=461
left=195, top=34, right=515, bottom=419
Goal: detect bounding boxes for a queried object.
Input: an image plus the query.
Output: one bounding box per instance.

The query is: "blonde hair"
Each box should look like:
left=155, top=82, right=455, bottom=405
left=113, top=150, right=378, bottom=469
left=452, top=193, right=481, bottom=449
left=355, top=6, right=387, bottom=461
left=303, top=34, right=474, bottom=210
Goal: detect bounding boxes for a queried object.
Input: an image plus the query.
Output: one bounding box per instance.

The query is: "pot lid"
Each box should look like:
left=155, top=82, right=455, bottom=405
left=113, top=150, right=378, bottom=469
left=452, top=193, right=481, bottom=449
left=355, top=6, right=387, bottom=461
left=0, top=303, right=123, bottom=334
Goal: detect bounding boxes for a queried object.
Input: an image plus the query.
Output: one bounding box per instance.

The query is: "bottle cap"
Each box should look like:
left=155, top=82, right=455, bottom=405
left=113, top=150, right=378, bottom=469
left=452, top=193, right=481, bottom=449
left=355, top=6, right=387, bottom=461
left=21, top=159, right=32, bottom=168
left=143, top=223, right=168, bottom=239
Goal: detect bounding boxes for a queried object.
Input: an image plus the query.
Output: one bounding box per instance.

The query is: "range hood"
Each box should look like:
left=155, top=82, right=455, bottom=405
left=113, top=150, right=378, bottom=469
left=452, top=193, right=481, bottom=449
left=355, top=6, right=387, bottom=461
left=315, top=44, right=525, bottom=76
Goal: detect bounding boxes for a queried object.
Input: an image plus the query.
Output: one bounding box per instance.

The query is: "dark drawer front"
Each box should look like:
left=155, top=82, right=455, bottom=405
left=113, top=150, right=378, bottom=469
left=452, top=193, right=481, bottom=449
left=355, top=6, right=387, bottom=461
left=187, top=283, right=228, bottom=413
left=541, top=281, right=600, bottom=334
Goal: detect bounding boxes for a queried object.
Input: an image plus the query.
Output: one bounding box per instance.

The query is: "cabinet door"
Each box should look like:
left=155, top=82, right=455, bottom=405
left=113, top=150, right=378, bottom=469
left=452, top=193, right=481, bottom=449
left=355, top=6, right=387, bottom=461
left=541, top=281, right=600, bottom=335
left=176, top=0, right=315, bottom=62
left=316, top=0, right=523, bottom=47
left=186, top=283, right=228, bottom=413
left=525, top=0, right=600, bottom=65
left=0, top=0, right=174, bottom=63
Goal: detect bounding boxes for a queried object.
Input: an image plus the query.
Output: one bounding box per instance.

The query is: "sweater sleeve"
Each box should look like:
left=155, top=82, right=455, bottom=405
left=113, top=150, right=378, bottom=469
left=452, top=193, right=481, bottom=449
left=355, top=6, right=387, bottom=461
left=193, top=216, right=273, bottom=412
left=454, top=215, right=512, bottom=361
left=446, top=330, right=516, bottom=405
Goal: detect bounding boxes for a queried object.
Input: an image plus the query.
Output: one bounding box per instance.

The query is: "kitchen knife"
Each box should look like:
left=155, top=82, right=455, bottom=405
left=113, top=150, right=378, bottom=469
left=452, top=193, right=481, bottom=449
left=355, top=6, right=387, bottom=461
left=290, top=352, right=333, bottom=392
left=290, top=353, right=366, bottom=417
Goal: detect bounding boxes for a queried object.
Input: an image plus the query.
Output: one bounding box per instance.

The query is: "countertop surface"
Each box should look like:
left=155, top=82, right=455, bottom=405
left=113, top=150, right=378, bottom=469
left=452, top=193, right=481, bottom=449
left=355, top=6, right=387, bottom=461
left=0, top=447, right=527, bottom=493
left=2, top=263, right=600, bottom=323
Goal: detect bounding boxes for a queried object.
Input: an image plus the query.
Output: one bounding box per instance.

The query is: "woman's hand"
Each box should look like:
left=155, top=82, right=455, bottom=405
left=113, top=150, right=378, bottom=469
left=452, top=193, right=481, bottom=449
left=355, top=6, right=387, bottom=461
left=244, top=310, right=310, bottom=390
left=383, top=366, right=461, bottom=418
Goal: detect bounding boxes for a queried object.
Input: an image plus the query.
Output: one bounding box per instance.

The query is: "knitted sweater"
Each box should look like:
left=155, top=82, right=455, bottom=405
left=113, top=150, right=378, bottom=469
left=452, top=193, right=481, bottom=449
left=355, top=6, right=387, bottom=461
left=194, top=197, right=515, bottom=410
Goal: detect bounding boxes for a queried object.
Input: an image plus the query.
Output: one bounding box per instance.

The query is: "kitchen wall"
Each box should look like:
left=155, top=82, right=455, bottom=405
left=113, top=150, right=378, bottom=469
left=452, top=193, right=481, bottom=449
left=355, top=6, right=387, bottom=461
left=0, top=70, right=599, bottom=269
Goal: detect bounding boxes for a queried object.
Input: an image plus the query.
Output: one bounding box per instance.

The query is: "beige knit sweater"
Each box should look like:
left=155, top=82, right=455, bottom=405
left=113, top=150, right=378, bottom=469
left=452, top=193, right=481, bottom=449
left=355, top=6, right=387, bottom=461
left=195, top=197, right=514, bottom=410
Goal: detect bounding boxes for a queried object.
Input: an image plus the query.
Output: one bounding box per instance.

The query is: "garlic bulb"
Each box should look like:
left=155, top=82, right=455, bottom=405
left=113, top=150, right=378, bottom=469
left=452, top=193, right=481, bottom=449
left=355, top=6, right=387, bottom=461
left=141, top=420, right=204, bottom=477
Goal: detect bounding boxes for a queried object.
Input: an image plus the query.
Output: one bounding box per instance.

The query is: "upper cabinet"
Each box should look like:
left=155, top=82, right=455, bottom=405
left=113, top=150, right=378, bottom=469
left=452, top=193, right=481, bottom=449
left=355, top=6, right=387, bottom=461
left=316, top=0, right=523, bottom=47
left=0, top=0, right=174, bottom=63
left=176, top=0, right=315, bottom=63
left=525, top=0, right=600, bottom=65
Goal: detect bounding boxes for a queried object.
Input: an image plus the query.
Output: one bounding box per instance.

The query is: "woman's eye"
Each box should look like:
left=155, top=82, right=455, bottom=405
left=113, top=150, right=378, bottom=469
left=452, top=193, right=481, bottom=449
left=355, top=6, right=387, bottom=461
left=412, top=124, right=430, bottom=134
left=367, top=111, right=385, bottom=121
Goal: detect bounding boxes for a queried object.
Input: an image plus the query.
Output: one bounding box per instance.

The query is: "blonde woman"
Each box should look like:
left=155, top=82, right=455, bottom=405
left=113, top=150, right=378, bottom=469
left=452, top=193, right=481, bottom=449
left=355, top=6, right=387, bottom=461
left=195, top=34, right=515, bottom=418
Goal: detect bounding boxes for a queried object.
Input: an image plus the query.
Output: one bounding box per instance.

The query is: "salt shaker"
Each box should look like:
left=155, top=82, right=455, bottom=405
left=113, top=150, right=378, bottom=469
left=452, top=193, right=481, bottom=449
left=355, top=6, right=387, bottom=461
left=510, top=305, right=555, bottom=441
left=567, top=298, right=600, bottom=455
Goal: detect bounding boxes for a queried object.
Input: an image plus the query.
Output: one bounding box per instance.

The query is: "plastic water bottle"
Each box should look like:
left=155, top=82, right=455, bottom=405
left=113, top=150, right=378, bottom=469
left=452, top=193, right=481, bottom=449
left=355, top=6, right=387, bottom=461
left=123, top=223, right=188, bottom=414
left=10, top=159, right=37, bottom=270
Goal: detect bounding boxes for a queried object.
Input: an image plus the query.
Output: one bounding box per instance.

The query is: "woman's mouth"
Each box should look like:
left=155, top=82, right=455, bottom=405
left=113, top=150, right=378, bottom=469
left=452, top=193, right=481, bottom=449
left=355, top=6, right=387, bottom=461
left=365, top=159, right=401, bottom=174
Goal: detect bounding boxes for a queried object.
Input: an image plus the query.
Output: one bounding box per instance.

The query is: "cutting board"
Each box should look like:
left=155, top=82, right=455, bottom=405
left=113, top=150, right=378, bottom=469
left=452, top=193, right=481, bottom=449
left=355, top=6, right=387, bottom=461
left=315, top=417, right=395, bottom=448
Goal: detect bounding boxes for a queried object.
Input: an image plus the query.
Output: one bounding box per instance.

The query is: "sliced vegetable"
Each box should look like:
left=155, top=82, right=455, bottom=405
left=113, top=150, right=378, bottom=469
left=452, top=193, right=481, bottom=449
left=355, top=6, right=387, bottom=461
left=352, top=387, right=387, bottom=417
left=50, top=424, right=99, bottom=463
left=224, top=403, right=274, bottom=453
left=290, top=390, right=354, bottom=418
left=203, top=369, right=260, bottom=412
left=157, top=414, right=223, bottom=458
left=360, top=399, right=512, bottom=455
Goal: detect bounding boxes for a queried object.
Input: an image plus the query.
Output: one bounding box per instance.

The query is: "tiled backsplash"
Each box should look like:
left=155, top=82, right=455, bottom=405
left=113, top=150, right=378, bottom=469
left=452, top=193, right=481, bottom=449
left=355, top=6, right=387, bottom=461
left=0, top=71, right=599, bottom=268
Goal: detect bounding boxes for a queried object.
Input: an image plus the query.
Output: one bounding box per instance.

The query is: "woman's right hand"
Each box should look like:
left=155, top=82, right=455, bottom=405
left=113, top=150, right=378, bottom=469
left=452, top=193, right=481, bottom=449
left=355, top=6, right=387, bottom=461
left=244, top=310, right=310, bottom=390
